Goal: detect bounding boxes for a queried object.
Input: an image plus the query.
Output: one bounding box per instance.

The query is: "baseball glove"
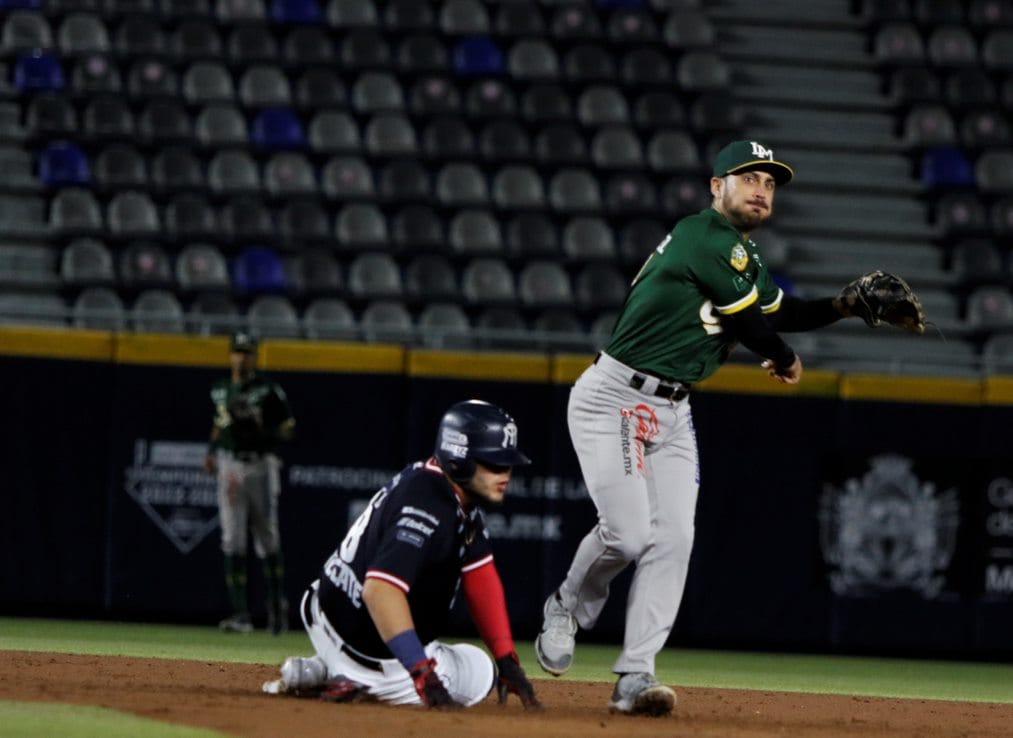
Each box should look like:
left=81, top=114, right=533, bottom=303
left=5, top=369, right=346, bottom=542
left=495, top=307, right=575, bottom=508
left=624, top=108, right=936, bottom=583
left=838, top=271, right=926, bottom=334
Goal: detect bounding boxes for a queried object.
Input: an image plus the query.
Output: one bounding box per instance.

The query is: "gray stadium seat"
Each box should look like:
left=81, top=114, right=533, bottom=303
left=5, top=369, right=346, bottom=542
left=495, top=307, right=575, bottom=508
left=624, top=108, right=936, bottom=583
left=182, top=61, right=234, bottom=103
left=321, top=156, right=375, bottom=199
left=131, top=289, right=185, bottom=333
left=548, top=168, right=601, bottom=212
left=418, top=303, right=472, bottom=348
left=326, top=0, right=377, bottom=28
left=461, top=258, right=516, bottom=305
left=360, top=300, right=413, bottom=343
left=73, top=286, right=125, bottom=330
left=335, top=203, right=388, bottom=249
left=449, top=209, right=502, bottom=255
left=308, top=111, right=361, bottom=154
left=576, top=263, right=628, bottom=310
left=435, top=162, right=488, bottom=206
left=264, top=152, right=317, bottom=197
left=208, top=149, right=260, bottom=194
left=591, top=126, right=644, bottom=169
left=119, top=241, right=172, bottom=287
left=239, top=65, right=292, bottom=108
left=491, top=165, right=545, bottom=210
left=518, top=260, right=572, bottom=307
left=107, top=191, right=160, bottom=238
left=347, top=252, right=401, bottom=298
left=196, top=104, right=248, bottom=147
left=57, top=13, right=108, bottom=55
left=176, top=242, right=230, bottom=291
left=352, top=71, right=404, bottom=113
left=576, top=85, right=629, bottom=126
left=61, top=238, right=114, bottom=285
left=248, top=295, right=300, bottom=339
left=303, top=298, right=357, bottom=341
left=404, top=254, right=457, bottom=301
left=364, top=113, right=417, bottom=156
left=0, top=291, right=66, bottom=327
left=49, top=188, right=103, bottom=236
left=440, top=0, right=490, bottom=35
left=646, top=130, right=700, bottom=171
left=0, top=243, right=59, bottom=288
left=965, top=286, right=1013, bottom=330
left=976, top=150, right=1013, bottom=192
left=562, top=217, right=616, bottom=260
left=189, top=291, right=240, bottom=334
left=508, top=39, right=560, bottom=80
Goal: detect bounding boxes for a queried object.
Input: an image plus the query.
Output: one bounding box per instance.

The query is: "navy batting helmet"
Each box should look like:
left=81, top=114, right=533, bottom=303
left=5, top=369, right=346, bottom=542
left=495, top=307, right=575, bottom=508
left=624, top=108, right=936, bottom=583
left=433, top=400, right=530, bottom=483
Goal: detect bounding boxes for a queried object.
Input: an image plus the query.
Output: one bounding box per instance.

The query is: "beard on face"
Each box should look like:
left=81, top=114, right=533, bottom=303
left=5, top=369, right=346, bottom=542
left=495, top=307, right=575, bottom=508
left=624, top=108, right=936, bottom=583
left=721, top=191, right=769, bottom=230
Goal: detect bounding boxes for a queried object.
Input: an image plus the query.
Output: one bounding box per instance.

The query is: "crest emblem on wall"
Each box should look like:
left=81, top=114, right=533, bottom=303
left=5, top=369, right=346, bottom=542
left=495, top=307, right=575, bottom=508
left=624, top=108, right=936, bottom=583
left=819, top=454, right=959, bottom=598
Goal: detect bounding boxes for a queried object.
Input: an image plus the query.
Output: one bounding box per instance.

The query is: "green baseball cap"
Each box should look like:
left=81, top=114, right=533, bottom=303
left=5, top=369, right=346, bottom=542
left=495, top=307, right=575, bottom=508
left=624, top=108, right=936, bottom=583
left=230, top=331, right=258, bottom=353
left=712, top=140, right=794, bottom=185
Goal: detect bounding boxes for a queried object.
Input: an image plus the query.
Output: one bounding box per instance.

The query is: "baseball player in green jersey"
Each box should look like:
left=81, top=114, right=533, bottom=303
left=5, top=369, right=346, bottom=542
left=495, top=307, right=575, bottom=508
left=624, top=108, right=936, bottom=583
left=203, top=331, right=296, bottom=635
left=535, top=140, right=883, bottom=715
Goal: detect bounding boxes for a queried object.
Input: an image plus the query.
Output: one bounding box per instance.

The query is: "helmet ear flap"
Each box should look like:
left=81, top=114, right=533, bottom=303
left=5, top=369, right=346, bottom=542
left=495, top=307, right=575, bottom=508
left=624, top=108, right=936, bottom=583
left=443, top=458, right=475, bottom=485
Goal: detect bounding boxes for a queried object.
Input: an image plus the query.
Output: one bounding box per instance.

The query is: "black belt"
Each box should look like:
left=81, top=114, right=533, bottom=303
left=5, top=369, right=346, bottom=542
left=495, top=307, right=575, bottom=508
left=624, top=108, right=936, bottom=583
left=232, top=451, right=264, bottom=461
left=630, top=373, right=690, bottom=402
left=595, top=354, right=690, bottom=402
left=341, top=644, right=384, bottom=672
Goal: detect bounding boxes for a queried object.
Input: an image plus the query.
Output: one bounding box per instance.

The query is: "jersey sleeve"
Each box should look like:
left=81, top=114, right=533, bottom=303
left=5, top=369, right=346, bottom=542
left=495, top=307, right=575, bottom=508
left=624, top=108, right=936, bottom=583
left=364, top=477, right=454, bottom=593
left=691, top=230, right=760, bottom=316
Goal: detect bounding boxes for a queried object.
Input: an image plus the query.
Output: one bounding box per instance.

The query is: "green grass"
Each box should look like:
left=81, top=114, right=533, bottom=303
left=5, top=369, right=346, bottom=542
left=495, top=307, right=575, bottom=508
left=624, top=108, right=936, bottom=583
left=0, top=702, right=229, bottom=738
left=3, top=616, right=1013, bottom=706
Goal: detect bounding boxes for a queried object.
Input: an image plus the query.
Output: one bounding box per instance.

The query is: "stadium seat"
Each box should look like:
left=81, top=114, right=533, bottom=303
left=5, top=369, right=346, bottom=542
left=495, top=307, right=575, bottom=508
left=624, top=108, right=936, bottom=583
left=93, top=143, right=147, bottom=189
left=308, top=111, right=360, bottom=153
left=975, top=149, right=1013, bottom=192
left=278, top=199, right=330, bottom=245
left=435, top=162, right=488, bottom=206
left=71, top=53, right=120, bottom=95
left=138, top=99, right=193, bottom=144
left=288, top=247, right=341, bottom=294
left=491, top=165, right=545, bottom=210
left=494, top=2, right=544, bottom=37
left=120, top=241, right=173, bottom=288
left=534, top=124, right=587, bottom=165
left=263, top=151, right=316, bottom=196
left=452, top=36, right=504, bottom=76
left=325, top=0, right=376, bottom=28
left=621, top=48, right=673, bottom=88
left=562, top=216, right=616, bottom=260
left=605, top=172, right=657, bottom=215
left=107, top=190, right=160, bottom=238
left=303, top=297, right=356, bottom=340
left=26, top=93, right=77, bottom=137
left=220, top=195, right=275, bottom=242
left=14, top=51, right=64, bottom=91
left=169, top=18, right=222, bottom=59
left=227, top=23, right=277, bottom=63
left=321, top=155, right=374, bottom=199
left=548, top=168, right=601, bottom=212
left=49, top=187, right=103, bottom=235
left=378, top=159, right=430, bottom=202
left=359, top=300, right=413, bottom=343
left=339, top=28, right=390, bottom=69
left=410, top=76, right=460, bottom=116
left=646, top=130, right=700, bottom=171
left=295, top=67, right=345, bottom=109
left=176, top=242, right=230, bottom=291
left=335, top=203, right=388, bottom=249
left=3, top=10, right=53, bottom=53
left=127, top=58, right=178, bottom=98
left=461, top=257, right=515, bottom=304
left=240, top=66, right=292, bottom=108
left=131, top=289, right=185, bottom=333
left=0, top=243, right=58, bottom=289
left=508, top=38, right=560, bottom=80
left=575, top=263, right=628, bottom=310
left=619, top=218, right=667, bottom=265
left=352, top=71, right=404, bottom=113
left=61, top=237, right=114, bottom=285
left=440, top=0, right=489, bottom=35
left=189, top=291, right=240, bottom=334
left=551, top=5, right=601, bottom=39
left=397, top=34, right=448, bottom=73
left=921, top=146, right=975, bottom=188
left=417, top=303, right=472, bottom=348
left=208, top=149, right=261, bottom=194
left=252, top=108, right=306, bottom=150
left=465, top=78, right=516, bottom=117
left=577, top=85, right=629, bottom=126
left=390, top=204, right=443, bottom=250
left=449, top=209, right=501, bottom=254
left=0, top=290, right=66, bottom=327
left=38, top=141, right=90, bottom=186
left=591, top=126, right=644, bottom=169
left=478, top=119, right=530, bottom=161
left=364, top=113, right=417, bottom=156
left=934, top=191, right=989, bottom=235
left=662, top=9, right=714, bottom=49
left=72, top=286, right=125, bottom=330
left=505, top=212, right=557, bottom=258
left=182, top=61, right=234, bottom=103
left=115, top=15, right=166, bottom=58
left=270, top=0, right=323, bottom=24
left=422, top=116, right=475, bottom=159
left=283, top=26, right=334, bottom=65
left=518, top=260, right=572, bottom=307
left=966, top=285, right=1013, bottom=330
left=404, top=253, right=457, bottom=301
left=347, top=252, right=402, bottom=298
left=234, top=246, right=287, bottom=295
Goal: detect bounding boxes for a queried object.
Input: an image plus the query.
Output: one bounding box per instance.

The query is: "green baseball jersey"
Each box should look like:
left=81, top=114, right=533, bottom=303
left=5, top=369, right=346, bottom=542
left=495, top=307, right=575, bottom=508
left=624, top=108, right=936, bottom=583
left=605, top=208, right=783, bottom=384
left=210, top=375, right=295, bottom=454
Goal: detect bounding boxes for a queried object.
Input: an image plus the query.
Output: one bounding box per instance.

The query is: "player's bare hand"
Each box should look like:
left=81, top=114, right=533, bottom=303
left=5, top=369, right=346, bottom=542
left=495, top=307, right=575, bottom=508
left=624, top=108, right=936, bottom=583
left=203, top=454, right=217, bottom=475
left=495, top=652, right=543, bottom=710
left=761, top=355, right=802, bottom=385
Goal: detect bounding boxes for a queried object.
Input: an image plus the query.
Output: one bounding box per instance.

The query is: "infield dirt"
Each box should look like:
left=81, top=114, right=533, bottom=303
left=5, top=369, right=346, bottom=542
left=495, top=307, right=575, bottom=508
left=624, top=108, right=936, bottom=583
left=2, top=650, right=1010, bottom=738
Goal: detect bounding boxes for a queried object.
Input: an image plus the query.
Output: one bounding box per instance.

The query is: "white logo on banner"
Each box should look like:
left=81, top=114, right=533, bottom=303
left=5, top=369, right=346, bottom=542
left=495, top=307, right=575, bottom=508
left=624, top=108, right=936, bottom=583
left=819, top=454, right=959, bottom=598
left=124, top=439, right=220, bottom=554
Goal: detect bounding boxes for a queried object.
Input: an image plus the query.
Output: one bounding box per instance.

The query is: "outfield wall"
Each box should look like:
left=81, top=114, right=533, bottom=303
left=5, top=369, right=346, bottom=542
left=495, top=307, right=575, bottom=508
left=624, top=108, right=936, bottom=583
left=2, top=326, right=1012, bottom=660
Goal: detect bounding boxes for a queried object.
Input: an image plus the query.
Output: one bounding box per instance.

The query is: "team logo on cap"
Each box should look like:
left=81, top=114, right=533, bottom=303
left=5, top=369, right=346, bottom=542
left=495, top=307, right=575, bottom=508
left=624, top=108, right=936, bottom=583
left=730, top=243, right=749, bottom=272
left=750, top=141, right=774, bottom=161
left=501, top=422, right=518, bottom=449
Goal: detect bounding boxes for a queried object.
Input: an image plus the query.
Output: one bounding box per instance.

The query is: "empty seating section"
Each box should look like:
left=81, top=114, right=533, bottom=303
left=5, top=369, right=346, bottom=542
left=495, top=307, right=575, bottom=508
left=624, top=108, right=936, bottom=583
left=0, top=0, right=1002, bottom=369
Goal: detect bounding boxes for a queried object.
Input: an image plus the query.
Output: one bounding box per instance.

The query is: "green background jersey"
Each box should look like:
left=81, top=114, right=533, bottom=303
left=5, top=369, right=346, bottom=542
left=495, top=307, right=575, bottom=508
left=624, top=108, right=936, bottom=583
left=605, top=208, right=783, bottom=384
left=210, top=375, right=294, bottom=454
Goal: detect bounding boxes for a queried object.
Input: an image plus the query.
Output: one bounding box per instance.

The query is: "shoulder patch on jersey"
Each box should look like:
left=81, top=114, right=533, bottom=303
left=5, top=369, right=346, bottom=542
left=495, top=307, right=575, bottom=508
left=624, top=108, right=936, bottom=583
left=396, top=529, right=426, bottom=548
left=730, top=243, right=749, bottom=272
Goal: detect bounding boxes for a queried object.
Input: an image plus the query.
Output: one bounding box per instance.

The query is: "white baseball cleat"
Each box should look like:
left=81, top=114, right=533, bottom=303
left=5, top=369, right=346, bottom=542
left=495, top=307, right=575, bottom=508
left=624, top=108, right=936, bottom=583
left=534, top=592, right=577, bottom=676
left=608, top=672, right=677, bottom=716
left=263, top=655, right=328, bottom=695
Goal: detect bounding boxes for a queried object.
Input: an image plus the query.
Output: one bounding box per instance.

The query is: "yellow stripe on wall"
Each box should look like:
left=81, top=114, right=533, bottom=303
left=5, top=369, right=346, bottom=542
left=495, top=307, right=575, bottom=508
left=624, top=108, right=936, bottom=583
left=409, top=350, right=550, bottom=382
left=698, top=364, right=841, bottom=398
left=0, top=326, right=113, bottom=362
left=841, top=374, right=984, bottom=405
left=115, top=333, right=228, bottom=367
left=261, top=340, right=405, bottom=374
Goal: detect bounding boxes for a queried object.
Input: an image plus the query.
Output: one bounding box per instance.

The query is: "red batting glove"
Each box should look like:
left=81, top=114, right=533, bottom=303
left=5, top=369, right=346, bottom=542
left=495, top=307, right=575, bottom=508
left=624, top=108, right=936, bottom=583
left=409, top=658, right=460, bottom=709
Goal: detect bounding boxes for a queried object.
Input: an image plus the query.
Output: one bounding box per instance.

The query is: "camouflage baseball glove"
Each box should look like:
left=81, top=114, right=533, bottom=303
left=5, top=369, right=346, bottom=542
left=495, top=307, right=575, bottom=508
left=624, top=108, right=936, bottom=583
left=838, top=271, right=926, bottom=334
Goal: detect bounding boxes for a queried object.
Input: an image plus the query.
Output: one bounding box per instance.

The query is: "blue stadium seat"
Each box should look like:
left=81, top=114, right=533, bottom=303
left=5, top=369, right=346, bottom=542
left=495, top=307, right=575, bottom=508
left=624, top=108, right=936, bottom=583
left=452, top=36, right=504, bottom=75
left=38, top=141, right=90, bottom=186
left=233, top=245, right=287, bottom=293
left=251, top=107, right=305, bottom=149
left=270, top=0, right=321, bottom=24
left=14, top=51, right=64, bottom=92
left=921, top=146, right=976, bottom=188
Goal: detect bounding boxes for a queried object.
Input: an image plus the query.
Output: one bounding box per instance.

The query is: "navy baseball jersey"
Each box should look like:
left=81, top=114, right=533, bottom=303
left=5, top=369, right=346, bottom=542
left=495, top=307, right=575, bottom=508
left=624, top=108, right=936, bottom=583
left=317, top=458, right=493, bottom=659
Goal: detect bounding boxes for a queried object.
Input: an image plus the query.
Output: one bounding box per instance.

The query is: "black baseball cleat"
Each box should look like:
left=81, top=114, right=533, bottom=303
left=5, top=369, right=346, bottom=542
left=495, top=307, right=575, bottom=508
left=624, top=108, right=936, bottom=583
left=319, top=675, right=371, bottom=703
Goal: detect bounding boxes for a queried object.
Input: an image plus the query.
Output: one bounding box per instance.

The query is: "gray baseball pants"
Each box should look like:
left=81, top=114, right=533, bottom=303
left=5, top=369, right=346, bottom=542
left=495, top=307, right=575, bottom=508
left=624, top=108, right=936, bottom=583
left=216, top=452, right=282, bottom=557
left=558, top=351, right=699, bottom=675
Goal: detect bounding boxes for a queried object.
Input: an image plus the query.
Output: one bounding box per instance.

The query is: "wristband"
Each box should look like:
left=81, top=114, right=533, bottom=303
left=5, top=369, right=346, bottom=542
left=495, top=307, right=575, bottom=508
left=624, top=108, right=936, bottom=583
left=386, top=629, right=427, bottom=672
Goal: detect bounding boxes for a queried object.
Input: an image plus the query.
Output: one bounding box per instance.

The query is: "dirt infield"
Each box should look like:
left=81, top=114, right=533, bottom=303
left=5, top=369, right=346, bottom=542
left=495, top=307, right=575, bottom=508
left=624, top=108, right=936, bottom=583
left=2, top=650, right=1011, bottom=738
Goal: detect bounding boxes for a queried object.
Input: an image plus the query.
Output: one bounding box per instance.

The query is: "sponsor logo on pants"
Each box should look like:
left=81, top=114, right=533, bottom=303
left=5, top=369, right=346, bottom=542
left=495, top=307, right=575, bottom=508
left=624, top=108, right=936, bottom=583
left=619, top=404, right=659, bottom=477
